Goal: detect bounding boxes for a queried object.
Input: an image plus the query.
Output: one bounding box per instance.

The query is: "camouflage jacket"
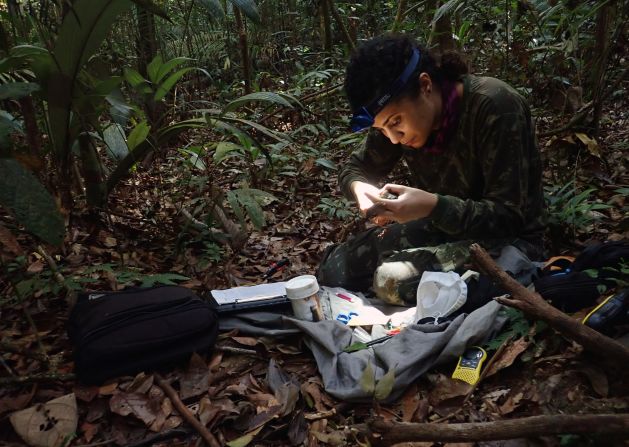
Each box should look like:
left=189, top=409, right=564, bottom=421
left=339, top=75, right=546, bottom=243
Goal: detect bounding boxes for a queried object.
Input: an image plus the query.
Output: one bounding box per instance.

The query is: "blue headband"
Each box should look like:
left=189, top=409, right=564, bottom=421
left=350, top=48, right=421, bottom=132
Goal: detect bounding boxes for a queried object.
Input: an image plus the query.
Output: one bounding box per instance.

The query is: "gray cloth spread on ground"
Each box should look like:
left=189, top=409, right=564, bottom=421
left=218, top=246, right=532, bottom=402
left=219, top=301, right=505, bottom=403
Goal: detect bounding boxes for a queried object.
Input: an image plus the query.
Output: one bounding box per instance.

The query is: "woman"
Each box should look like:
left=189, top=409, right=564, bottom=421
left=317, top=35, right=546, bottom=305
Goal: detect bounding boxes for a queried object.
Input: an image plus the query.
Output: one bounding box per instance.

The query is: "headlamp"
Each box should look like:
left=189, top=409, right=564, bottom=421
left=349, top=48, right=421, bottom=132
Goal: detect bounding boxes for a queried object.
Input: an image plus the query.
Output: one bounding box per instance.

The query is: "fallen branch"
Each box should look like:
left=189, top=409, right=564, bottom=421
left=154, top=374, right=221, bottom=447
left=0, top=372, right=75, bottom=386
left=469, top=243, right=629, bottom=365
left=358, top=414, right=629, bottom=444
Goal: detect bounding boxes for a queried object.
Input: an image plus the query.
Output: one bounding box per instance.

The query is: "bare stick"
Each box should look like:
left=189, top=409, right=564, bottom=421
left=469, top=243, right=629, bottom=364
left=358, top=414, right=629, bottom=445
left=154, top=374, right=221, bottom=447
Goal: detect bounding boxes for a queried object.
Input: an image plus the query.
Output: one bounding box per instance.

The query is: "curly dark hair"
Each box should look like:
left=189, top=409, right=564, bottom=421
left=344, top=35, right=468, bottom=113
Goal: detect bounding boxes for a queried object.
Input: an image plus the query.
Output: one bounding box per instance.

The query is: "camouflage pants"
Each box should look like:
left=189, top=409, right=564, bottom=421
left=317, top=220, right=542, bottom=305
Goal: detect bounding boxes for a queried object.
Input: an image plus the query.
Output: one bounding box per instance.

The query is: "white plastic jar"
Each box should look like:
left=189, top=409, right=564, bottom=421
left=285, top=275, right=323, bottom=321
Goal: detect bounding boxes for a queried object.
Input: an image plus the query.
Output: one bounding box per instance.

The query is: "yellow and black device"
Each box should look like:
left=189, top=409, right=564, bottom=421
left=452, top=346, right=487, bottom=385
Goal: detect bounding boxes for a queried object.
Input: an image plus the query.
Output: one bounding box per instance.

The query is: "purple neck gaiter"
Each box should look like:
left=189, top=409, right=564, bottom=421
left=421, top=80, right=461, bottom=154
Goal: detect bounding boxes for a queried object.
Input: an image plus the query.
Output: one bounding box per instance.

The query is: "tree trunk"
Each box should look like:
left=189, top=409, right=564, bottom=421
left=427, top=0, right=456, bottom=51
left=233, top=7, right=252, bottom=94
left=320, top=0, right=332, bottom=55
left=327, top=0, right=355, bottom=50
left=469, top=243, right=629, bottom=365
left=135, top=5, right=158, bottom=78
left=390, top=0, right=408, bottom=32
left=590, top=2, right=613, bottom=135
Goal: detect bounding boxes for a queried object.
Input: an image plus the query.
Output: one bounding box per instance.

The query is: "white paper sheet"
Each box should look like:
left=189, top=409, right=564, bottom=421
left=210, top=282, right=287, bottom=305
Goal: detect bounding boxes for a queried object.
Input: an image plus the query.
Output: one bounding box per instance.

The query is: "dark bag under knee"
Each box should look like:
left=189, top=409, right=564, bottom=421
left=68, top=286, right=218, bottom=384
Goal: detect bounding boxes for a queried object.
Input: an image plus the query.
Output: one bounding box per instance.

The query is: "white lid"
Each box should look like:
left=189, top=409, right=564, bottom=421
left=285, top=275, right=319, bottom=300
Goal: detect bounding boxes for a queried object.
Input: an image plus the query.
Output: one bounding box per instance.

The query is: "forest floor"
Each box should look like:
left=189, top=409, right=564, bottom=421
left=0, top=91, right=628, bottom=447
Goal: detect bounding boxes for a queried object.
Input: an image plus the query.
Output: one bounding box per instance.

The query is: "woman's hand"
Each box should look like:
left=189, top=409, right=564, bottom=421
left=364, top=184, right=438, bottom=223
left=350, top=181, right=382, bottom=214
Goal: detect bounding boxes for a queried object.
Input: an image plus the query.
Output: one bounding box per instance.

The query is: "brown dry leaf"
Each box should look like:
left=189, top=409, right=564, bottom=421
left=10, top=393, right=78, bottom=447
left=498, top=391, right=523, bottom=415
left=126, top=373, right=154, bottom=394
left=485, top=337, right=530, bottom=377
left=80, top=421, right=99, bottom=444
left=98, top=382, right=118, bottom=396
left=209, top=351, right=223, bottom=371
left=427, top=373, right=472, bottom=405
left=400, top=384, right=421, bottom=422
left=575, top=132, right=601, bottom=158
left=275, top=343, right=302, bottom=355
left=300, top=382, right=326, bottom=412
left=311, top=430, right=346, bottom=446
left=73, top=384, right=99, bottom=403
left=180, top=353, right=210, bottom=400
left=27, top=260, right=44, bottom=274
left=577, top=364, right=609, bottom=397
left=103, top=236, right=117, bottom=248
left=0, top=385, right=36, bottom=414
left=109, top=392, right=159, bottom=426
left=0, top=224, right=23, bottom=255
left=231, top=336, right=260, bottom=347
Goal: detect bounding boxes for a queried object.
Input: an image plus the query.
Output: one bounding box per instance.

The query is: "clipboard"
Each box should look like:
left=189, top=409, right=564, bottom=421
left=209, top=282, right=291, bottom=314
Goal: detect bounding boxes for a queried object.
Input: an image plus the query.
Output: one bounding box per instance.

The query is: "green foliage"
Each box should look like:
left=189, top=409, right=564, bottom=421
left=0, top=159, right=64, bottom=245
left=545, top=181, right=612, bottom=241
left=358, top=362, right=396, bottom=401
left=226, top=188, right=277, bottom=229
left=484, top=308, right=530, bottom=352
left=317, top=197, right=357, bottom=221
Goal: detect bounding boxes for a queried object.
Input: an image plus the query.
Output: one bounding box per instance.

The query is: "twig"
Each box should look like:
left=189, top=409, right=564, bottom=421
left=154, top=373, right=221, bottom=447
left=358, top=414, right=629, bottom=445
left=469, top=243, right=629, bottom=364
left=0, top=340, right=50, bottom=363
left=36, top=244, right=76, bottom=306
left=0, top=372, right=75, bottom=386
left=215, top=345, right=259, bottom=356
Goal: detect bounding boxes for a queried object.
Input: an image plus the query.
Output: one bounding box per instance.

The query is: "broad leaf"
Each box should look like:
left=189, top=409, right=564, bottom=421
left=0, top=82, right=39, bottom=100
left=155, top=57, right=193, bottom=84
left=374, top=368, right=396, bottom=401
left=154, top=67, right=207, bottom=101
left=0, top=159, right=64, bottom=245
left=123, top=67, right=152, bottom=95
left=359, top=363, right=375, bottom=395
left=214, top=141, right=243, bottom=163
left=233, top=188, right=265, bottom=229
left=222, top=91, right=293, bottom=113
left=146, top=53, right=163, bottom=85
left=226, top=425, right=264, bottom=447
left=48, top=0, right=132, bottom=159
left=103, top=123, right=129, bottom=160
left=140, top=273, right=190, bottom=287
left=127, top=121, right=151, bottom=151
left=218, top=116, right=291, bottom=143
left=195, top=0, right=226, bottom=19
left=315, top=158, right=337, bottom=170
left=226, top=190, right=246, bottom=227
left=228, top=0, right=260, bottom=24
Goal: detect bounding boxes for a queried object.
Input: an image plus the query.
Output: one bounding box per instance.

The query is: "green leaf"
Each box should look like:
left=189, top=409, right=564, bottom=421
left=195, top=0, right=225, bottom=19
left=226, top=190, right=246, bottom=226
left=127, top=121, right=150, bottom=151
left=213, top=141, right=242, bottom=163
left=247, top=189, right=277, bottom=206
left=374, top=368, right=396, bottom=401
left=139, top=273, right=190, bottom=288
left=0, top=82, right=40, bottom=100
left=234, top=188, right=265, bottom=229
left=222, top=91, right=293, bottom=113
left=154, top=67, right=204, bottom=101
left=103, top=123, right=129, bottom=160
left=431, top=0, right=462, bottom=25
left=359, top=362, right=375, bottom=395
left=226, top=425, right=264, bottom=447
left=227, top=0, right=260, bottom=24
left=155, top=57, right=193, bottom=84
left=146, top=53, right=163, bottom=85
left=343, top=341, right=368, bottom=353
left=0, top=159, right=64, bottom=245
left=123, top=67, right=152, bottom=95
left=48, top=0, right=132, bottom=160
left=181, top=147, right=207, bottom=171
left=218, top=116, right=291, bottom=143
left=315, top=158, right=337, bottom=170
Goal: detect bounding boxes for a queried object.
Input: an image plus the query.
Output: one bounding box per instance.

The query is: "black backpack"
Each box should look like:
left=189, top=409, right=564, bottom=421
left=534, top=240, right=629, bottom=313
left=68, top=286, right=219, bottom=384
